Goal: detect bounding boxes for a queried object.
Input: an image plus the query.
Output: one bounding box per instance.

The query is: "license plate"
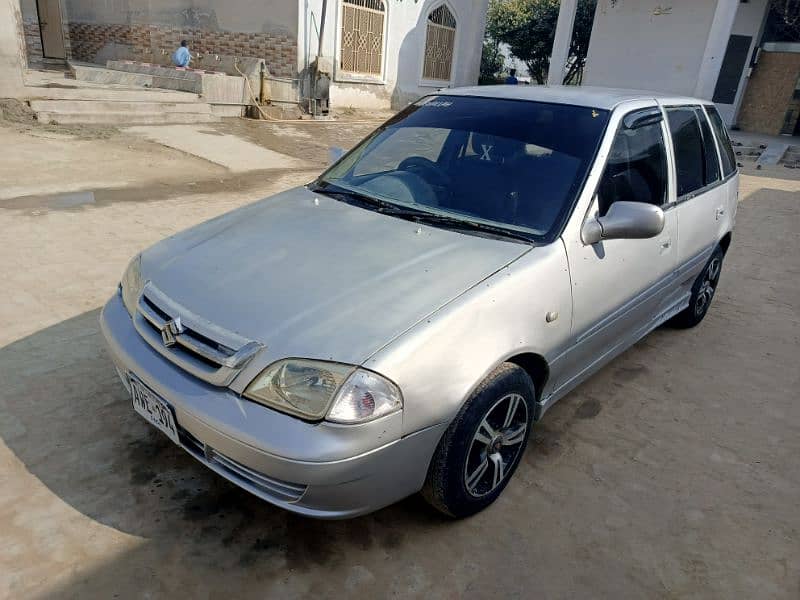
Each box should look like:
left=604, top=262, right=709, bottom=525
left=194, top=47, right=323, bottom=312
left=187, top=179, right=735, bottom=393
left=129, top=375, right=180, bottom=445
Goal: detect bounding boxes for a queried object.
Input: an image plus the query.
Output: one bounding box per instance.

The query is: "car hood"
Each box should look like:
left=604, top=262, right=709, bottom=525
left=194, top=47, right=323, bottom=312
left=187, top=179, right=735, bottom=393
left=141, top=186, right=530, bottom=366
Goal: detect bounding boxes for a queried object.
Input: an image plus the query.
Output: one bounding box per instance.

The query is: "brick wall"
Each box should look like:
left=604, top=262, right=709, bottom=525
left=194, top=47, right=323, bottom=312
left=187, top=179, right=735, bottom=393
left=66, top=22, right=296, bottom=78
left=22, top=20, right=43, bottom=67
left=738, top=51, right=800, bottom=135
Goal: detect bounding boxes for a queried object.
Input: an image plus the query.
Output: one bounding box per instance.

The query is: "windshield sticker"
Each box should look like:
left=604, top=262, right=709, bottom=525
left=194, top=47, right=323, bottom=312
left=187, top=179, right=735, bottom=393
left=424, top=100, right=453, bottom=108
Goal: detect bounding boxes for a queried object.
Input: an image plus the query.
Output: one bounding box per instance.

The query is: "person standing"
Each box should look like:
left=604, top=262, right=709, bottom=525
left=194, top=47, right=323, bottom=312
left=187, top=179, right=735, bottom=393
left=505, top=68, right=518, bottom=85
left=172, top=40, right=191, bottom=67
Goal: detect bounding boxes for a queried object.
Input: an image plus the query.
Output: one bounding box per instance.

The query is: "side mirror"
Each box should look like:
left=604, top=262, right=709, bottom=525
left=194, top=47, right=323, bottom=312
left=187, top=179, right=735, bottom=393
left=328, top=146, right=345, bottom=165
left=582, top=201, right=665, bottom=245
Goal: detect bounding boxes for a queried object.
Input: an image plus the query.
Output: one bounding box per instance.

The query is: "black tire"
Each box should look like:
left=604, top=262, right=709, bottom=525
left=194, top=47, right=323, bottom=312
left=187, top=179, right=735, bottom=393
left=422, top=363, right=535, bottom=518
left=669, top=245, right=724, bottom=329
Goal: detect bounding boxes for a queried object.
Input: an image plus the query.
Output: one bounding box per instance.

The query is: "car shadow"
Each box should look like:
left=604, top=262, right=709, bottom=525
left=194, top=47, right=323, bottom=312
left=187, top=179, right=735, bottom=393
left=0, top=307, right=611, bottom=597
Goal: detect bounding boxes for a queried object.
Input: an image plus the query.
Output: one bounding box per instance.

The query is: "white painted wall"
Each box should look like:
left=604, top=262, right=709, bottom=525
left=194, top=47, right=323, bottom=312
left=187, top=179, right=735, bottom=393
left=300, top=0, right=488, bottom=110
left=0, top=0, right=25, bottom=97
left=583, top=0, right=718, bottom=95
left=583, top=0, right=769, bottom=125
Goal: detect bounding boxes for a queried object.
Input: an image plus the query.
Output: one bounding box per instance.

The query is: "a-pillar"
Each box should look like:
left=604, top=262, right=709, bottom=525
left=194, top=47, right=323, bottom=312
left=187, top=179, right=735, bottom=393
left=694, top=0, right=740, bottom=99
left=547, top=0, right=578, bottom=86
left=0, top=0, right=25, bottom=98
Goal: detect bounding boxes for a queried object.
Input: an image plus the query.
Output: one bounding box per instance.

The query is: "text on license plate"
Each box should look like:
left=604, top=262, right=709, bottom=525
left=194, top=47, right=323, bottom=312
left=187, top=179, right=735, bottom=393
left=130, top=376, right=180, bottom=445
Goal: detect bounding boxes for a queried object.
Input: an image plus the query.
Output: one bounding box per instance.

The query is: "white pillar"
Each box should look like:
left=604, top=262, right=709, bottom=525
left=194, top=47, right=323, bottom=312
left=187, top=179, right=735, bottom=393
left=0, top=0, right=26, bottom=97
left=694, top=0, right=740, bottom=99
left=547, top=0, right=578, bottom=86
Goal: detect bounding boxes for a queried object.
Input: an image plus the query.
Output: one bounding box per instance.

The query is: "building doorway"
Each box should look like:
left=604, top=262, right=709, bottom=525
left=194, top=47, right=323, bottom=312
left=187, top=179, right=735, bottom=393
left=36, top=0, right=65, bottom=59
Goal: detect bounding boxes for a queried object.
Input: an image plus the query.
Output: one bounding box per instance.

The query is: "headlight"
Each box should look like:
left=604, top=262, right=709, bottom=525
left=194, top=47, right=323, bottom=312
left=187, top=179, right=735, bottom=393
left=120, top=254, right=144, bottom=315
left=244, top=359, right=402, bottom=423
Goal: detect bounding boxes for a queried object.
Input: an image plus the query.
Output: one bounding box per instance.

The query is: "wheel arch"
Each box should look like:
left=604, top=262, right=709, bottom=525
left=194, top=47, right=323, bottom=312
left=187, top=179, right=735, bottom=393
left=719, top=231, right=732, bottom=255
left=505, top=352, right=550, bottom=404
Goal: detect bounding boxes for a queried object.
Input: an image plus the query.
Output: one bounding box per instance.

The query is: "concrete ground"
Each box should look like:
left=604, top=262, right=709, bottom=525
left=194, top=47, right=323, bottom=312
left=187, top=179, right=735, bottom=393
left=0, top=112, right=799, bottom=599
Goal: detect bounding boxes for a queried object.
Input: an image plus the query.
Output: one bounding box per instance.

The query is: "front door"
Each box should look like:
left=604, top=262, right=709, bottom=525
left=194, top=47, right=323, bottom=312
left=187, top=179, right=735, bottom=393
left=36, top=0, right=65, bottom=59
left=557, top=108, right=679, bottom=389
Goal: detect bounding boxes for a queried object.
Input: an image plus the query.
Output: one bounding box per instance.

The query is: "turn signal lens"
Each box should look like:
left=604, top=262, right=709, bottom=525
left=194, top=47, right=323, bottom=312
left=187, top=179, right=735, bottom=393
left=120, top=254, right=144, bottom=315
left=327, top=369, right=403, bottom=424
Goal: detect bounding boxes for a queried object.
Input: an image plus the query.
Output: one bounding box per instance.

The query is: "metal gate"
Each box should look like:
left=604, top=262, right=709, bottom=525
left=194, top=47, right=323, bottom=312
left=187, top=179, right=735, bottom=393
left=422, top=5, right=456, bottom=81
left=340, top=0, right=385, bottom=76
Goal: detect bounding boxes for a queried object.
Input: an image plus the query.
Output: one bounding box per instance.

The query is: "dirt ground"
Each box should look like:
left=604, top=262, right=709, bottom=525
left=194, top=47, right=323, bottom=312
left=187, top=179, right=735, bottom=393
left=0, top=114, right=799, bottom=599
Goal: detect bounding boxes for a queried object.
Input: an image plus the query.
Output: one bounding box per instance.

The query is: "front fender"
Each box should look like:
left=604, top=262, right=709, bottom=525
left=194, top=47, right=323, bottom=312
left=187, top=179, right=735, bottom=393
left=365, top=242, right=573, bottom=436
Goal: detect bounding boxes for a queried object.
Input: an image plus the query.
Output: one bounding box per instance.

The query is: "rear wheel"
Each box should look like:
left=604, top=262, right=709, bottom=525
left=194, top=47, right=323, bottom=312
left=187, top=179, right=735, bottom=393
left=422, top=363, right=535, bottom=518
left=670, top=245, right=724, bottom=328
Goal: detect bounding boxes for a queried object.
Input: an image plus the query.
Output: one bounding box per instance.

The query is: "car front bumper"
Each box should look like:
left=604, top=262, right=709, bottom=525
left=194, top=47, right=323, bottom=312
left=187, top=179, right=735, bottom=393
left=100, top=293, right=446, bottom=519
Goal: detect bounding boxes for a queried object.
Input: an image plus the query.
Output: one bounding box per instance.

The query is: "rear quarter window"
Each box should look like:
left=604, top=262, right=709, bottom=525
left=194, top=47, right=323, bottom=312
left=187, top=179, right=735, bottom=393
left=705, top=106, right=738, bottom=177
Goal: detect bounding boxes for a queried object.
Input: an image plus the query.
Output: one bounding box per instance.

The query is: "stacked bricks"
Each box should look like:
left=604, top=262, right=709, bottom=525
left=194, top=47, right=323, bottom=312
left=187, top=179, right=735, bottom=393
left=738, top=51, right=800, bottom=135
left=66, top=22, right=297, bottom=78
left=22, top=20, right=43, bottom=67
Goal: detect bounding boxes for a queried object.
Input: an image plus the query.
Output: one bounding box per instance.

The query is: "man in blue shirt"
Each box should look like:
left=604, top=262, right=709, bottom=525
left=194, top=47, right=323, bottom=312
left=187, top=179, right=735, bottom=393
left=172, top=40, right=191, bottom=67
left=505, top=68, right=518, bottom=85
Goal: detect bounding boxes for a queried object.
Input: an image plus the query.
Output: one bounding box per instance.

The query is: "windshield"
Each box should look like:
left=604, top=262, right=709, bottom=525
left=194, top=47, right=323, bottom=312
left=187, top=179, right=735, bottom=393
left=316, top=95, right=609, bottom=241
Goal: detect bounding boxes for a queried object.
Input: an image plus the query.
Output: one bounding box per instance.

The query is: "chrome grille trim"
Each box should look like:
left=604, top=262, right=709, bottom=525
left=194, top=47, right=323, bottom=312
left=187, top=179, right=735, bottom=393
left=134, top=281, right=263, bottom=386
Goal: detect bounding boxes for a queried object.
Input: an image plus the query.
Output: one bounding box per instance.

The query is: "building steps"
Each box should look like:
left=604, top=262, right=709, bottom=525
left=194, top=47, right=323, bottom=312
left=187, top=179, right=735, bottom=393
left=26, top=86, right=202, bottom=103
left=34, top=110, right=220, bottom=125
left=26, top=72, right=221, bottom=125
left=30, top=99, right=213, bottom=115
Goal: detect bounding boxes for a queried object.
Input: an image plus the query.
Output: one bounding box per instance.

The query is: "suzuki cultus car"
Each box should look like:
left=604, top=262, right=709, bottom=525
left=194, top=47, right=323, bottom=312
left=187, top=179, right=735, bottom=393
left=101, top=86, right=738, bottom=518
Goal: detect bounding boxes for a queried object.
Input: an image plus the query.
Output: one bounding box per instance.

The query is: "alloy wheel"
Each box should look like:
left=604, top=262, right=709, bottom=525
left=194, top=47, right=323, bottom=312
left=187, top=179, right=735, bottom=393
left=695, top=256, right=721, bottom=317
left=464, top=393, right=528, bottom=498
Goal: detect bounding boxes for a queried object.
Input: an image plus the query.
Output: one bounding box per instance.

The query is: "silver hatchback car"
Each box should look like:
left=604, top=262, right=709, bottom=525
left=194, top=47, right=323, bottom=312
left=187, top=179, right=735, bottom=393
left=101, top=86, right=738, bottom=519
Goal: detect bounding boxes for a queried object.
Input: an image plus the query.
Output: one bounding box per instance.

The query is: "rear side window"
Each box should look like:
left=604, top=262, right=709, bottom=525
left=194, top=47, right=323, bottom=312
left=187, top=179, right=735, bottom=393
left=695, top=108, right=721, bottom=185
left=705, top=106, right=737, bottom=177
left=597, top=113, right=668, bottom=216
left=667, top=107, right=723, bottom=197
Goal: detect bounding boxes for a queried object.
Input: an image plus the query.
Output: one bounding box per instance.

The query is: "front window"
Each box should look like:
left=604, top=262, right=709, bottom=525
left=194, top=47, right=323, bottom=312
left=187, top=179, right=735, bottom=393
left=316, top=95, right=609, bottom=242
left=597, top=111, right=668, bottom=216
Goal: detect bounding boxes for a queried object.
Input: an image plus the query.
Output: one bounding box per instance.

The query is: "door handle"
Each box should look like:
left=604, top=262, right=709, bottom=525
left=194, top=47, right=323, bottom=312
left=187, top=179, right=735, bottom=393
left=715, top=207, right=725, bottom=220
left=661, top=240, right=671, bottom=249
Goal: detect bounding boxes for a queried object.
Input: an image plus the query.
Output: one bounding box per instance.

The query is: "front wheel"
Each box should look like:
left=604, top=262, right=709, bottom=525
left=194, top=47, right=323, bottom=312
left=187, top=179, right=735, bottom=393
left=670, top=245, right=724, bottom=328
left=422, top=363, right=535, bottom=518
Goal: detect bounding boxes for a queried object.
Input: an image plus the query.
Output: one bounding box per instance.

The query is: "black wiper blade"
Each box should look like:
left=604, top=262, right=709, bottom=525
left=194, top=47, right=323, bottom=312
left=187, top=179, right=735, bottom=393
left=309, top=181, right=535, bottom=244
left=309, top=182, right=390, bottom=209
left=390, top=210, right=536, bottom=244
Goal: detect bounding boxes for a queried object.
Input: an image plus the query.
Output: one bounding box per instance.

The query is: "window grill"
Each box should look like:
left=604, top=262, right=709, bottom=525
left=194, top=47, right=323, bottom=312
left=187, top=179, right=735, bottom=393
left=340, top=0, right=386, bottom=76
left=423, top=5, right=456, bottom=82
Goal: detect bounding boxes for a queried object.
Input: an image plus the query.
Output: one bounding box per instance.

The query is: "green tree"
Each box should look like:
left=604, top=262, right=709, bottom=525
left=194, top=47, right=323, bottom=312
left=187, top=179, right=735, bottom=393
left=480, top=38, right=504, bottom=84
left=486, top=0, right=597, bottom=85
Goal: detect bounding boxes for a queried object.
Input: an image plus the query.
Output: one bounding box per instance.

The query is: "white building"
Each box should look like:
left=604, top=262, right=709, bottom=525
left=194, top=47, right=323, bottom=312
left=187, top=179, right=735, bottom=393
left=550, top=0, right=772, bottom=127
left=303, top=0, right=489, bottom=109
left=7, top=0, right=489, bottom=110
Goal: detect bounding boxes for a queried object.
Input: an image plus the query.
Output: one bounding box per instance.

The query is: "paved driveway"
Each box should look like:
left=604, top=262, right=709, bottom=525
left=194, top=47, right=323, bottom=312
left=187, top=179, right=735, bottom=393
left=0, top=120, right=798, bottom=599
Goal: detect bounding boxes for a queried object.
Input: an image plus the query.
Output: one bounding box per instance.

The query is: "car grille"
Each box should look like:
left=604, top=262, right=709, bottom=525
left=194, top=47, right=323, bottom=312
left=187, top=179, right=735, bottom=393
left=179, top=427, right=307, bottom=503
left=133, top=281, right=263, bottom=386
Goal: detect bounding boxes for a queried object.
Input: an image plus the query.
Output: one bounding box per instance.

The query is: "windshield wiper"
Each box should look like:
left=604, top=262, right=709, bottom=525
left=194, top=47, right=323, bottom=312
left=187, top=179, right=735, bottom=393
left=309, top=181, right=535, bottom=244
left=308, top=181, right=394, bottom=211
left=382, top=208, right=536, bottom=244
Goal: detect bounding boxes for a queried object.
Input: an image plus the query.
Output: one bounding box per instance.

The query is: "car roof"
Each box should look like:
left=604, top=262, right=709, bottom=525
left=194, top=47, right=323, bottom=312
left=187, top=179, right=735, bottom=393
left=437, top=85, right=709, bottom=111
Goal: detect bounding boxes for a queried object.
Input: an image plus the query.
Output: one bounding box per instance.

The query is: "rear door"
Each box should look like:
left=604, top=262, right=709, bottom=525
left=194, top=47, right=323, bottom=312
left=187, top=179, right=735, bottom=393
left=664, top=106, right=728, bottom=286
left=704, top=105, right=740, bottom=228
